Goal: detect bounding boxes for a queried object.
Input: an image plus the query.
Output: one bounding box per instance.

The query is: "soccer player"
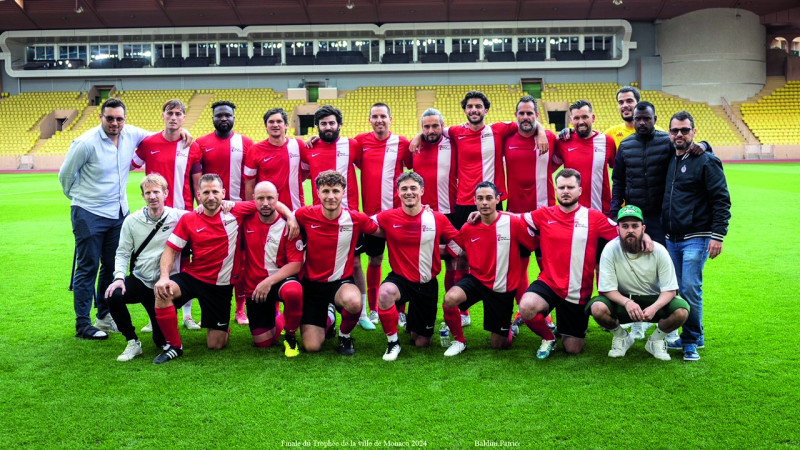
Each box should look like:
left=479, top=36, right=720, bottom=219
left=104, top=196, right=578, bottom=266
left=130, top=99, right=203, bottom=330
left=372, top=172, right=461, bottom=361
left=587, top=205, right=689, bottom=361
left=441, top=181, right=537, bottom=357
left=240, top=181, right=304, bottom=357
left=354, top=103, right=412, bottom=330
left=197, top=100, right=254, bottom=325
left=662, top=111, right=731, bottom=361
left=552, top=100, right=616, bottom=216
left=604, top=86, right=643, bottom=147
left=295, top=170, right=381, bottom=356
left=518, top=169, right=620, bottom=358
left=104, top=174, right=186, bottom=361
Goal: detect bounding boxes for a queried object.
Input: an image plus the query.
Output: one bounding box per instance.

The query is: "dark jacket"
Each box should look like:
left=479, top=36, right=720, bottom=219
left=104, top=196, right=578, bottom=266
left=610, top=130, right=673, bottom=218
left=661, top=150, right=731, bottom=242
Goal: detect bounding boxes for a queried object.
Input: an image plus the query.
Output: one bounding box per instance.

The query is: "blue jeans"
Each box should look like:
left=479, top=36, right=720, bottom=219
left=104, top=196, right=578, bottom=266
left=666, top=237, right=709, bottom=346
left=71, top=206, right=124, bottom=331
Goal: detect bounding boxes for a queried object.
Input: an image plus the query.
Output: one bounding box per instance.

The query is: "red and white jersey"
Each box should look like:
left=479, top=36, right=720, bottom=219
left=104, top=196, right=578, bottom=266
left=240, top=214, right=304, bottom=295
left=457, top=213, right=536, bottom=293
left=295, top=205, right=378, bottom=282
left=504, top=130, right=558, bottom=213
left=244, top=138, right=307, bottom=210
left=300, top=137, right=361, bottom=210
left=446, top=122, right=517, bottom=205
left=411, top=137, right=457, bottom=214
left=354, top=132, right=411, bottom=215
left=196, top=132, right=253, bottom=201
left=553, top=131, right=616, bottom=216
left=373, top=208, right=461, bottom=283
left=522, top=205, right=618, bottom=304
left=166, top=202, right=257, bottom=285
left=132, top=133, right=202, bottom=210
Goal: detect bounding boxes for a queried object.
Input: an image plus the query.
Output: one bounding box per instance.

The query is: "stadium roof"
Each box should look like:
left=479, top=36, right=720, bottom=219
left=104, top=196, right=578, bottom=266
left=0, top=0, right=798, bottom=34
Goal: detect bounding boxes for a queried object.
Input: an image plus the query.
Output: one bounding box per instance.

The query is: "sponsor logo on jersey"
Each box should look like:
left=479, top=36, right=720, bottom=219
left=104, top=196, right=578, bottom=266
left=339, top=226, right=352, bottom=233
left=336, top=151, right=349, bottom=157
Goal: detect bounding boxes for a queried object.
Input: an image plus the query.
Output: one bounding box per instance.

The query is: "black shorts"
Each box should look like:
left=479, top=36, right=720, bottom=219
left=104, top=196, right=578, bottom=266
left=363, top=234, right=386, bottom=257
left=245, top=277, right=300, bottom=332
left=455, top=274, right=515, bottom=335
left=526, top=280, right=588, bottom=339
left=170, top=272, right=233, bottom=332
left=300, top=277, right=355, bottom=328
left=354, top=234, right=366, bottom=256
left=383, top=272, right=438, bottom=338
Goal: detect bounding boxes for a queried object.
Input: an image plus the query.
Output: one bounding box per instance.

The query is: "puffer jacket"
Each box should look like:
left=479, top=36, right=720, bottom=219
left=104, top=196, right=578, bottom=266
left=610, top=130, right=673, bottom=217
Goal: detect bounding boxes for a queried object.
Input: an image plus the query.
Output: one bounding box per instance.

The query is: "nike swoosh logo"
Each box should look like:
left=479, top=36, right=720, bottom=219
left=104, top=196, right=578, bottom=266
left=310, top=225, right=321, bottom=229
left=426, top=325, right=434, bottom=329
left=216, top=322, right=227, bottom=327
left=392, top=224, right=402, bottom=228
left=263, top=157, right=275, bottom=162
left=500, top=327, right=509, bottom=331
left=196, top=227, right=206, bottom=232
left=204, top=148, right=214, bottom=152
left=471, top=237, right=480, bottom=242
left=311, top=153, right=321, bottom=157
left=150, top=150, right=160, bottom=154
left=567, top=147, right=577, bottom=152
left=508, top=146, right=525, bottom=149
left=457, top=136, right=467, bottom=140
left=547, top=220, right=556, bottom=224
left=246, top=230, right=255, bottom=233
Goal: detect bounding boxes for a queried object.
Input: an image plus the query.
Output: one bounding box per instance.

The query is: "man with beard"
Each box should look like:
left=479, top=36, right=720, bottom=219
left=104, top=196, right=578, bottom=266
left=662, top=111, right=730, bottom=361
left=586, top=205, right=688, bottom=361
left=604, top=86, right=645, bottom=147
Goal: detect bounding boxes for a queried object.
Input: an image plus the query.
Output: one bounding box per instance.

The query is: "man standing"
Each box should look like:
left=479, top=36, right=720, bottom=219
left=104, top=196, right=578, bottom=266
left=373, top=172, right=461, bottom=360
left=197, top=101, right=253, bottom=202
left=587, top=205, right=689, bottom=360
left=604, top=86, right=643, bottom=147
left=662, top=111, right=731, bottom=361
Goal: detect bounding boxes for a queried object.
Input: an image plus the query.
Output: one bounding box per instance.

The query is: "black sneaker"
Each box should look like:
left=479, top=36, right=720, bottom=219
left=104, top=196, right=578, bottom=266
left=337, top=335, right=355, bottom=356
left=153, top=345, right=183, bottom=364
left=75, top=325, right=108, bottom=340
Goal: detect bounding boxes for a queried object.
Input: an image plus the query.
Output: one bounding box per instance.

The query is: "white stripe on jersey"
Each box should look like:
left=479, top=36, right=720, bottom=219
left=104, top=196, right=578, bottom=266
left=591, top=133, right=606, bottom=211
left=167, top=233, right=187, bottom=249
left=287, top=139, right=302, bottom=210
left=229, top=133, right=244, bottom=201
left=335, top=137, right=351, bottom=209
left=437, top=137, right=452, bottom=214
left=493, top=214, right=511, bottom=292
left=522, top=212, right=537, bottom=230
left=567, top=207, right=590, bottom=303
left=418, top=210, right=436, bottom=283
left=330, top=210, right=354, bottom=282
left=173, top=140, right=188, bottom=210
left=263, top=219, right=287, bottom=275
left=381, top=134, right=400, bottom=211
left=535, top=145, right=550, bottom=208
left=217, top=211, right=239, bottom=285
left=480, top=127, right=496, bottom=185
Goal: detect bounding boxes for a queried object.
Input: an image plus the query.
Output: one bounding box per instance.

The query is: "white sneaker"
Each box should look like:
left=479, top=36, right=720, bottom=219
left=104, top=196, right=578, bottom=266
left=183, top=318, right=201, bottom=330
left=645, top=338, right=671, bottom=361
left=117, top=339, right=142, bottom=361
left=140, top=321, right=153, bottom=333
left=620, top=322, right=633, bottom=330
left=95, top=314, right=119, bottom=333
left=382, top=341, right=401, bottom=361
left=368, top=310, right=379, bottom=325
left=631, top=322, right=645, bottom=340
left=461, top=314, right=471, bottom=327
left=608, top=332, right=634, bottom=358
left=398, top=312, right=407, bottom=329
left=444, top=340, right=467, bottom=357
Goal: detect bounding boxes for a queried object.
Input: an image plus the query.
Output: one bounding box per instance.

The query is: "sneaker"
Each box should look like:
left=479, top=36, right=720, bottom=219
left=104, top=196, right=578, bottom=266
left=444, top=340, right=467, bottom=357
left=665, top=329, right=679, bottom=343
left=608, top=332, right=634, bottom=358
left=140, top=321, right=153, bottom=333
left=283, top=334, right=300, bottom=358
left=117, top=339, right=143, bottom=361
left=461, top=314, right=471, bottom=327
left=697, top=335, right=705, bottom=349
left=398, top=312, right=407, bottom=329
left=382, top=341, right=401, bottom=361
left=183, top=318, right=201, bottom=330
left=683, top=343, right=700, bottom=361
left=368, top=310, right=380, bottom=325
left=235, top=311, right=249, bottom=325
left=325, top=304, right=337, bottom=340
left=620, top=322, right=633, bottom=330
left=94, top=314, right=119, bottom=333
left=358, top=315, right=376, bottom=330
left=631, top=322, right=645, bottom=340
left=75, top=325, right=108, bottom=340
left=338, top=335, right=355, bottom=356
left=667, top=338, right=682, bottom=351
left=537, top=339, right=557, bottom=359
left=645, top=338, right=671, bottom=361
left=511, top=316, right=523, bottom=337
left=153, top=345, right=183, bottom=364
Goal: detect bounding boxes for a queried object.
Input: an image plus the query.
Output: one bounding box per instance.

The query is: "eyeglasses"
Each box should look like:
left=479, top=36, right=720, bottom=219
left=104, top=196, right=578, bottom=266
left=103, top=116, right=126, bottom=123
left=669, top=127, right=693, bottom=135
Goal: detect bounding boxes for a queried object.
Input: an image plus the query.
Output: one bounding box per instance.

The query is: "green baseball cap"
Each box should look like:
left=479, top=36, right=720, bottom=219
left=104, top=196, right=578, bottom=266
left=617, top=205, right=643, bottom=222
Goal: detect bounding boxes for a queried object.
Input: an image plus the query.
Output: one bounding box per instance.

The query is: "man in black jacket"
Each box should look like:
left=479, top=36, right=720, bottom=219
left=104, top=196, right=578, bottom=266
left=662, top=111, right=731, bottom=362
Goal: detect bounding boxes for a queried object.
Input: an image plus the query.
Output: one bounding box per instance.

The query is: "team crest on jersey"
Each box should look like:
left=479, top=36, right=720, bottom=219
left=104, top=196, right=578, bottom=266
left=681, top=165, right=687, bottom=173
left=296, top=240, right=306, bottom=251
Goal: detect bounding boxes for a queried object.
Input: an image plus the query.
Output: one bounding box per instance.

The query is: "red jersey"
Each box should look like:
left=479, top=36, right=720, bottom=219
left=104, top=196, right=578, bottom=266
left=300, top=137, right=361, bottom=210
left=295, top=205, right=378, bottom=282
left=354, top=132, right=412, bottom=215
left=373, top=208, right=461, bottom=283
left=446, top=122, right=517, bottom=205
left=244, top=138, right=307, bottom=210
left=504, top=130, right=558, bottom=213
left=196, top=132, right=253, bottom=201
left=457, top=213, right=536, bottom=293
left=553, top=131, right=616, bottom=216
left=166, top=202, right=257, bottom=285
left=240, top=214, right=304, bottom=295
left=411, top=136, right=457, bottom=214
left=522, top=205, right=617, bottom=304
left=132, top=133, right=202, bottom=210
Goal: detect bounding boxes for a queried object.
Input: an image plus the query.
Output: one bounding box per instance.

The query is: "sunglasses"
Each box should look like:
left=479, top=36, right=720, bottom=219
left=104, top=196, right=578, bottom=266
left=103, top=116, right=126, bottom=123
left=669, top=127, right=693, bottom=136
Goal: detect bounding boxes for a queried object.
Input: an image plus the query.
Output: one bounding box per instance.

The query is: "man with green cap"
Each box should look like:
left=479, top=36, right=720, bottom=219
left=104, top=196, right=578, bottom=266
left=586, top=205, right=690, bottom=361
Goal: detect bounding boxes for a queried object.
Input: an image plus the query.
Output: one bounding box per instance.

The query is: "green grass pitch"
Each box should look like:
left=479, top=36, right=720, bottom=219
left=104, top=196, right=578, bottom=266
left=1, top=163, right=799, bottom=448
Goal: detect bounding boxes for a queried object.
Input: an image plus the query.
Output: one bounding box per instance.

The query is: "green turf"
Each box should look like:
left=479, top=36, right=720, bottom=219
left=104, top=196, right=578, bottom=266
left=1, top=164, right=799, bottom=448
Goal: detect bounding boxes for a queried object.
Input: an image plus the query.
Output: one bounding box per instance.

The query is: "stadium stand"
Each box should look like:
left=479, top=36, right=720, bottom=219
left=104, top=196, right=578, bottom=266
left=740, top=80, right=800, bottom=145
left=0, top=91, right=88, bottom=155
left=319, top=85, right=419, bottom=139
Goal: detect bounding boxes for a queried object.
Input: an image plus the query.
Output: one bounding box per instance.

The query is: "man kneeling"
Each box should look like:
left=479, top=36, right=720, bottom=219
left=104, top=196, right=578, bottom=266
left=587, top=205, right=689, bottom=360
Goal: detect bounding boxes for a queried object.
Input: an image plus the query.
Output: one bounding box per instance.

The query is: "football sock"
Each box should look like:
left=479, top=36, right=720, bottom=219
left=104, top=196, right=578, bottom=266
left=387, top=333, right=398, bottom=343
left=517, top=256, right=530, bottom=303
left=155, top=305, right=181, bottom=348
left=397, top=303, right=406, bottom=314
left=279, top=282, right=303, bottom=334
left=378, top=303, right=399, bottom=337
left=612, top=326, right=628, bottom=338
left=444, top=268, right=455, bottom=292
left=340, top=307, right=361, bottom=335
left=443, top=306, right=465, bottom=343
left=360, top=295, right=369, bottom=319
left=181, top=299, right=193, bottom=319
left=524, top=313, right=555, bottom=341
left=650, top=327, right=668, bottom=341
left=367, top=265, right=381, bottom=313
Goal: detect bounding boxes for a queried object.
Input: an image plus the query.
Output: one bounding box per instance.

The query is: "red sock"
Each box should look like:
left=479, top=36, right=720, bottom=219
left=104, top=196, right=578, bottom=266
left=367, top=265, right=381, bottom=312
left=155, top=306, right=181, bottom=348
left=461, top=310, right=470, bottom=317
left=444, top=268, right=455, bottom=292
left=378, top=303, right=399, bottom=337
left=397, top=303, right=406, bottom=314
left=340, top=306, right=361, bottom=335
left=279, top=281, right=303, bottom=334
left=443, top=306, right=465, bottom=343
left=516, top=256, right=530, bottom=303
left=525, top=313, right=555, bottom=340
left=235, top=297, right=246, bottom=316
left=275, top=313, right=285, bottom=336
